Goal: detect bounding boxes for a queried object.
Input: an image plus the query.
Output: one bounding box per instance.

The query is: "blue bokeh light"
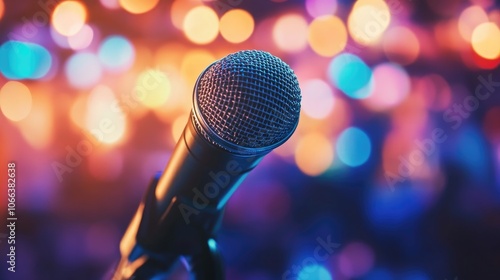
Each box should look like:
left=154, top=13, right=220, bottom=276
left=401, top=270, right=430, bottom=280
left=365, top=187, right=425, bottom=230
left=328, top=53, right=373, bottom=99
left=336, top=127, right=372, bottom=167
left=65, top=52, right=102, bottom=89
left=0, top=40, right=52, bottom=80
left=98, top=35, right=135, bottom=72
left=297, top=265, right=333, bottom=280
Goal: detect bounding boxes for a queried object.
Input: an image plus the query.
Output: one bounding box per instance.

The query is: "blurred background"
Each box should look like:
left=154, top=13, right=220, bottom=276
left=0, top=0, right=500, bottom=279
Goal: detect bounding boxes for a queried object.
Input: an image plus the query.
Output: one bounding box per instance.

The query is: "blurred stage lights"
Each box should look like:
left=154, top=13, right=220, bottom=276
left=295, top=133, right=334, bottom=176
left=183, top=6, right=219, bottom=45
left=347, top=0, right=391, bottom=46
left=297, top=264, right=332, bottom=280
left=308, top=15, right=347, bottom=57
left=219, top=9, right=254, bottom=44
left=52, top=1, right=87, bottom=36
left=119, top=0, right=159, bottom=14
left=336, top=127, right=371, bottom=167
left=302, top=79, right=335, bottom=119
left=362, top=63, right=410, bottom=112
left=383, top=26, right=420, bottom=65
left=458, top=5, right=489, bottom=43
left=0, top=81, right=32, bottom=122
left=98, top=35, right=135, bottom=73
left=305, top=0, right=337, bottom=18
left=134, top=69, right=171, bottom=109
left=471, top=22, right=500, bottom=60
left=68, top=24, right=94, bottom=50
left=328, top=53, right=373, bottom=99
left=65, top=52, right=102, bottom=89
left=0, top=41, right=52, bottom=80
left=273, top=14, right=308, bottom=53
left=85, top=85, right=126, bottom=144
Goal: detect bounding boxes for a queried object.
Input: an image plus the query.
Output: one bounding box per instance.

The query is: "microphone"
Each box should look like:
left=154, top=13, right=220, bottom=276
left=113, top=50, right=301, bottom=280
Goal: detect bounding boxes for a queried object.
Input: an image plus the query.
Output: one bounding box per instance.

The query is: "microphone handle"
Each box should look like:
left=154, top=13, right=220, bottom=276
left=113, top=116, right=265, bottom=279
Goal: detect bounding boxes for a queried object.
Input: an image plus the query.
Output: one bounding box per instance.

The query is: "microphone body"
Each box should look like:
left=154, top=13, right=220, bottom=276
left=113, top=50, right=301, bottom=279
left=116, top=117, right=265, bottom=279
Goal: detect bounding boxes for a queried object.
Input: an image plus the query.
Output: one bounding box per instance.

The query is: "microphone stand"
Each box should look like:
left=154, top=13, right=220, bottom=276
left=112, top=174, right=226, bottom=280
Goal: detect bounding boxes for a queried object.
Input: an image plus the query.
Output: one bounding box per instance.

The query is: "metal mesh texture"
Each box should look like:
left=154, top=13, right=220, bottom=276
left=195, top=50, right=301, bottom=149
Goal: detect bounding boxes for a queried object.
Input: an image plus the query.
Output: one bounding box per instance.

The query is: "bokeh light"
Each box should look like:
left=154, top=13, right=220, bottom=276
left=273, top=14, right=308, bottom=53
left=65, top=52, right=102, bottom=89
left=471, top=22, right=500, bottom=60
left=295, top=133, right=334, bottom=176
left=308, top=15, right=347, bottom=57
left=362, top=63, right=410, bottom=111
left=85, top=85, right=126, bottom=144
left=119, top=0, right=159, bottom=14
left=0, top=0, right=4, bottom=20
left=336, top=127, right=371, bottom=167
left=68, top=24, right=94, bottom=50
left=339, top=242, right=375, bottom=278
left=170, top=0, right=202, bottom=30
left=366, top=187, right=425, bottom=230
left=305, top=0, right=337, bottom=18
left=135, top=69, right=171, bottom=109
left=297, top=264, right=332, bottom=280
left=0, top=81, right=32, bottom=122
left=328, top=53, right=373, bottom=99
left=0, top=41, right=52, bottom=80
left=98, top=35, right=135, bottom=72
left=183, top=6, right=219, bottom=45
left=219, top=9, right=254, bottom=44
left=52, top=1, right=88, bottom=36
left=302, top=79, right=335, bottom=119
left=100, top=0, right=119, bottom=9
left=383, top=26, right=420, bottom=65
left=348, top=0, right=391, bottom=46
left=458, top=5, right=489, bottom=42
left=17, top=89, right=54, bottom=149
left=180, top=49, right=215, bottom=86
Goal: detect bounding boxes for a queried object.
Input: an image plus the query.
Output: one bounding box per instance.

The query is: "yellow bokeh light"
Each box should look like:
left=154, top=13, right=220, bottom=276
left=52, top=1, right=87, bottom=36
left=181, top=49, right=215, bottom=86
left=0, top=0, right=4, bottom=20
left=85, top=85, right=127, bottom=144
left=295, top=133, right=334, bottom=176
left=472, top=22, right=500, bottom=60
left=18, top=90, right=53, bottom=149
left=348, top=0, right=391, bottom=46
left=135, top=70, right=171, bottom=109
left=308, top=15, right=347, bottom=57
left=183, top=6, right=219, bottom=45
left=273, top=14, right=308, bottom=53
left=0, top=81, right=32, bottom=122
left=219, top=9, right=255, bottom=44
left=170, top=0, right=203, bottom=29
left=171, top=115, right=187, bottom=142
left=119, top=0, right=159, bottom=14
left=458, top=5, right=489, bottom=42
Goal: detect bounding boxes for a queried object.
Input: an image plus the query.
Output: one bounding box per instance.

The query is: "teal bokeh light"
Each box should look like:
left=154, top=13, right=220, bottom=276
left=0, top=41, right=52, bottom=80
left=336, top=127, right=372, bottom=167
left=297, top=265, right=333, bottom=280
left=98, top=35, right=135, bottom=72
left=328, top=53, right=373, bottom=99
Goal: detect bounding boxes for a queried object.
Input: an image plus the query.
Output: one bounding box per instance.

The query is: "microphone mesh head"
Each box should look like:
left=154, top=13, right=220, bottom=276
left=194, top=50, right=301, bottom=152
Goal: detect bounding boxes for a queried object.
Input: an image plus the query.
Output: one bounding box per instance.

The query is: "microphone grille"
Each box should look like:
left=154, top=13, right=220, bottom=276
left=194, top=50, right=301, bottom=152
